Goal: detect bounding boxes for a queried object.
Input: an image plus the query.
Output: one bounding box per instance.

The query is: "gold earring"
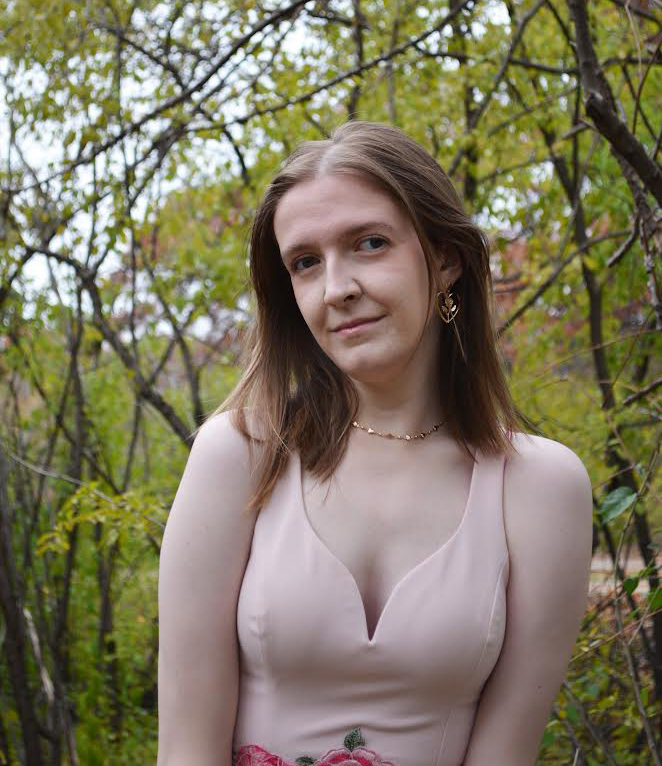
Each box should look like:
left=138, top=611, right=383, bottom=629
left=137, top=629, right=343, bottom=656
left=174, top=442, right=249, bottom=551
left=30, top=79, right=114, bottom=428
left=435, top=284, right=459, bottom=324
left=436, top=283, right=467, bottom=363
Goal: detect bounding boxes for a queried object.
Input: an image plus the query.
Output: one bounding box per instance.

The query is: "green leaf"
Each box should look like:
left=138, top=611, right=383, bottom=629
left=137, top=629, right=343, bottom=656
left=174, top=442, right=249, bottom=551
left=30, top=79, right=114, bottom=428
left=566, top=704, right=580, bottom=724
left=600, top=487, right=637, bottom=523
left=584, top=682, right=601, bottom=700
left=648, top=588, right=662, bottom=612
left=343, top=728, right=365, bottom=751
left=623, top=576, right=639, bottom=596
left=295, top=759, right=315, bottom=766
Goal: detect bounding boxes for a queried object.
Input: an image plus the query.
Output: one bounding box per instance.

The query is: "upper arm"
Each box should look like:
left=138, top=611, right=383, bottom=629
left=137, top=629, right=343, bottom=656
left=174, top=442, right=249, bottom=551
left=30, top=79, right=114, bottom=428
left=463, top=434, right=593, bottom=766
left=157, top=411, right=259, bottom=766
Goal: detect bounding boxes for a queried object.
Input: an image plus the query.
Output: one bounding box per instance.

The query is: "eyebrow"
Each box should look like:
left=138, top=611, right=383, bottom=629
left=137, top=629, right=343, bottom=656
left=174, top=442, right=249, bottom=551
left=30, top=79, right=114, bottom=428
left=279, top=221, right=398, bottom=262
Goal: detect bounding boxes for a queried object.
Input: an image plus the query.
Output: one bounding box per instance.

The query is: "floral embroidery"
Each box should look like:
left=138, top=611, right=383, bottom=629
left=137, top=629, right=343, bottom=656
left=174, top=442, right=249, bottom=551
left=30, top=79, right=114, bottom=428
left=233, top=727, right=395, bottom=766
left=233, top=744, right=293, bottom=766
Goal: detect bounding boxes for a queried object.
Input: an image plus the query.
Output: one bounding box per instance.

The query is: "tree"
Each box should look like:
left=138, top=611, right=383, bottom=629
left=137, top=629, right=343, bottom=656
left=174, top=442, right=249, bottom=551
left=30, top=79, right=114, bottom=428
left=1, top=0, right=660, bottom=762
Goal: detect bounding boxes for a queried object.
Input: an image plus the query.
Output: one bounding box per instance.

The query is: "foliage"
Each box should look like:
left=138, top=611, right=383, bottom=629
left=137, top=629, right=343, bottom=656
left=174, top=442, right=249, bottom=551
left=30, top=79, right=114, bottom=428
left=0, top=0, right=660, bottom=763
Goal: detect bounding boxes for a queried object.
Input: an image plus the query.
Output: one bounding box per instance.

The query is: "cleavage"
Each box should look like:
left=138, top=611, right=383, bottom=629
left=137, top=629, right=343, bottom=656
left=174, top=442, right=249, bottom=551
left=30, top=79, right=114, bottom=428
left=300, top=452, right=475, bottom=640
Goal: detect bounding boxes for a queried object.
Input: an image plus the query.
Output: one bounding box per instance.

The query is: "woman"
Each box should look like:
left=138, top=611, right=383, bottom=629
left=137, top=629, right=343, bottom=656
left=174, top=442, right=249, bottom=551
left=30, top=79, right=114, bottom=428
left=156, top=121, right=593, bottom=766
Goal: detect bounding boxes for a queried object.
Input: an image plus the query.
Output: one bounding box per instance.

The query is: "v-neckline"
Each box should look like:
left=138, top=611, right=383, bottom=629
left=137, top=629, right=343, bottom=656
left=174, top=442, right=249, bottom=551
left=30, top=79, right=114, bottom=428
left=295, top=449, right=480, bottom=646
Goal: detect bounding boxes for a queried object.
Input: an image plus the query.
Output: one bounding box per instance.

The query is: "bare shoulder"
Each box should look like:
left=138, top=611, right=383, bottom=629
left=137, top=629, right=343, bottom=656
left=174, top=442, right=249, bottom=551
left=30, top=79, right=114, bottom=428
left=192, top=407, right=257, bottom=460
left=157, top=409, right=261, bottom=764
left=506, top=431, right=592, bottom=483
left=504, top=431, right=593, bottom=537
left=163, top=408, right=270, bottom=553
left=160, top=407, right=260, bottom=599
left=502, top=431, right=593, bottom=591
left=186, top=408, right=268, bottom=486
left=462, top=435, right=594, bottom=763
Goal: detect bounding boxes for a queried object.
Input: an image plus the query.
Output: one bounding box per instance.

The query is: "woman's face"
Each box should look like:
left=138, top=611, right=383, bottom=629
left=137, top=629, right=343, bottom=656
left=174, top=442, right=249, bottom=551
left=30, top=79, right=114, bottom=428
left=273, top=173, right=446, bottom=385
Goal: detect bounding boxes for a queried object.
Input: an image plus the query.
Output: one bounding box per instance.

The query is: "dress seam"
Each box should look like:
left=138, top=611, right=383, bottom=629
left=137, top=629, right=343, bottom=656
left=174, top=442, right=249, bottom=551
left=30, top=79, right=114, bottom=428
left=255, top=500, right=273, bottom=728
left=470, top=556, right=509, bottom=688
left=500, top=450, right=511, bottom=576
left=433, top=707, right=454, bottom=766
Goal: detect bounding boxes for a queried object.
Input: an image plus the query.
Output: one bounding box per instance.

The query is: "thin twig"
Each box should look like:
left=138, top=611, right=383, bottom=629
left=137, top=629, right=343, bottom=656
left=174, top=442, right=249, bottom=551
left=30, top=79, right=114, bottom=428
left=611, top=441, right=662, bottom=763
left=5, top=448, right=165, bottom=531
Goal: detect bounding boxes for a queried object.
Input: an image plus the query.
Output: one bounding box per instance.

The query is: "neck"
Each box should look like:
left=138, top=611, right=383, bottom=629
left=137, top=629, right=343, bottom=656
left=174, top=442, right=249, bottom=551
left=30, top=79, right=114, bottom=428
left=353, top=393, right=444, bottom=436
left=351, top=354, right=444, bottom=438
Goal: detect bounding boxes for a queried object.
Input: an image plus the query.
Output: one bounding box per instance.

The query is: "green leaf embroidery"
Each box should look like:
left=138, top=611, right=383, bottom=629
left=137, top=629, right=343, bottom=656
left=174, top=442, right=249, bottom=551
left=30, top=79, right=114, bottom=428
left=343, top=727, right=365, bottom=751
left=295, top=758, right=315, bottom=766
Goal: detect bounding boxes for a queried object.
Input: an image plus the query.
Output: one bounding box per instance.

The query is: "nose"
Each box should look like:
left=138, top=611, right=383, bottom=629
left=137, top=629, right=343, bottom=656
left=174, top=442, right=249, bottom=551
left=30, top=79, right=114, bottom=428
left=323, top=256, right=361, bottom=306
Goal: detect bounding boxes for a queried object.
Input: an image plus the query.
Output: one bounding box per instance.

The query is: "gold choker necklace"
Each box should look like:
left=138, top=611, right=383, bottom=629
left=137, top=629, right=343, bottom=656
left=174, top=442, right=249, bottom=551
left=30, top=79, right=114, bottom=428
left=351, top=419, right=445, bottom=441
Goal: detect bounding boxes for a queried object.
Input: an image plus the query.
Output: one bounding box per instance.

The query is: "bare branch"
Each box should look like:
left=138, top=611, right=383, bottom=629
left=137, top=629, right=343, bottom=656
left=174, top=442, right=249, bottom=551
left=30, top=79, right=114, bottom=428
left=604, top=0, right=662, bottom=26
left=606, top=222, right=639, bottom=269
left=6, top=450, right=164, bottom=531
left=621, top=376, right=662, bottom=408
left=185, top=0, right=477, bottom=135
left=567, top=0, right=662, bottom=206
left=448, top=0, right=548, bottom=176
left=21, top=244, right=194, bottom=446
left=9, top=0, right=312, bottom=193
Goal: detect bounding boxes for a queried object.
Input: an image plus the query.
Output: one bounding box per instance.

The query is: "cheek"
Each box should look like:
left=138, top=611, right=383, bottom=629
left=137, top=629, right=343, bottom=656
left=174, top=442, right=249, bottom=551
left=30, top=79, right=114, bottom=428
left=386, top=274, right=428, bottom=326
left=409, top=264, right=433, bottom=324
left=292, top=285, right=322, bottom=331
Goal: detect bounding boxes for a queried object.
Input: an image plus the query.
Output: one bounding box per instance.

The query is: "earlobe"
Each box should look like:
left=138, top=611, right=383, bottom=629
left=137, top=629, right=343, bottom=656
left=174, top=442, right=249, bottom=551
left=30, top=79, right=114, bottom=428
left=436, top=256, right=462, bottom=292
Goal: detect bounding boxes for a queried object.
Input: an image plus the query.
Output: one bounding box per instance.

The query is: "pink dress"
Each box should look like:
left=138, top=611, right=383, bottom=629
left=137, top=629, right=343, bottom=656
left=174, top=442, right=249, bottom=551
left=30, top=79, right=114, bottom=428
left=233, top=446, right=509, bottom=766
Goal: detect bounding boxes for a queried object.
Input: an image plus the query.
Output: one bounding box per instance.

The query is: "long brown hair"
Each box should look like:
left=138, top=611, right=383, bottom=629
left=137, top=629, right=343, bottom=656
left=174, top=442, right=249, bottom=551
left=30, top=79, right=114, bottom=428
left=207, top=121, right=535, bottom=513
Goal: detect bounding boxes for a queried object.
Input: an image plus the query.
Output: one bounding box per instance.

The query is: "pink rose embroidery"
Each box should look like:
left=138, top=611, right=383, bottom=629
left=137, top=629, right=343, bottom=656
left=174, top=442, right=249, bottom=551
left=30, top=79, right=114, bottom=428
left=234, top=727, right=394, bottom=766
left=234, top=744, right=295, bottom=766
left=314, top=745, right=395, bottom=766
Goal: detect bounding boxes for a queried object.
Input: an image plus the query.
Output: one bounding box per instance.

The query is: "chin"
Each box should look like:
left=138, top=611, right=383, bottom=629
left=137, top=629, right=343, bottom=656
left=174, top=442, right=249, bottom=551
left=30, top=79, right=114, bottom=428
left=333, top=356, right=402, bottom=385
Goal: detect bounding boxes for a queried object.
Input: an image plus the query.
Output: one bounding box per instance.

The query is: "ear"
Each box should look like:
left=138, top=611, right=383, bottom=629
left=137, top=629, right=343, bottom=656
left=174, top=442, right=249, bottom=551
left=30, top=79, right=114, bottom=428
left=434, top=247, right=463, bottom=291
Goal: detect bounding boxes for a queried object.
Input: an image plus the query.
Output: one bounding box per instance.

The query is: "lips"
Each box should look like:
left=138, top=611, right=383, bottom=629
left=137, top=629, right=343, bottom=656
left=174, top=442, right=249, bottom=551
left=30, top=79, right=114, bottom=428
left=333, top=316, right=383, bottom=332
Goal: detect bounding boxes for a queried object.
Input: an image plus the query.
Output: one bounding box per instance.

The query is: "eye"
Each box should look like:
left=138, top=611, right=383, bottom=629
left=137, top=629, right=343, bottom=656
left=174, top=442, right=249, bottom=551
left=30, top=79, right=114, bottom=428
left=358, top=236, right=387, bottom=251
left=291, top=255, right=318, bottom=273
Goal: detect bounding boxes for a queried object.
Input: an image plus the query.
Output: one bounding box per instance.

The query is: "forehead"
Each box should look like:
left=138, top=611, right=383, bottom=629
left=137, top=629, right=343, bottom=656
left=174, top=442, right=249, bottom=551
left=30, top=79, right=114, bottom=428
left=273, top=173, right=412, bottom=249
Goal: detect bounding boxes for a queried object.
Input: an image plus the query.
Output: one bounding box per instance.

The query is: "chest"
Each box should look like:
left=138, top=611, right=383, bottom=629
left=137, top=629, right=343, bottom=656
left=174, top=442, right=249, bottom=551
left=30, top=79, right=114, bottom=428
left=236, top=442, right=508, bottom=694
left=301, top=449, right=476, bottom=636
left=234, top=444, right=510, bottom=764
